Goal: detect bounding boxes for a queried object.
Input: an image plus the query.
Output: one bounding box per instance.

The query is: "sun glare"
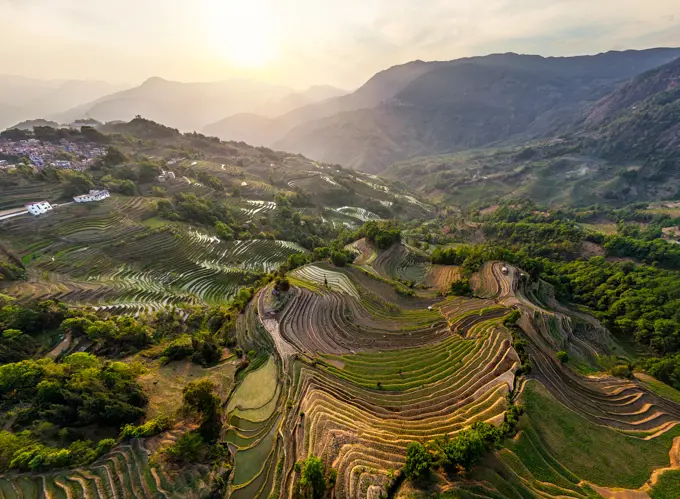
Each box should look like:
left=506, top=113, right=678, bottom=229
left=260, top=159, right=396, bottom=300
left=205, top=0, right=277, bottom=68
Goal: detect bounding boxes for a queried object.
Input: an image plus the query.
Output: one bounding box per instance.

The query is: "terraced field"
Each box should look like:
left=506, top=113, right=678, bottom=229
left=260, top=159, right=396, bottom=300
left=240, top=256, right=680, bottom=498
left=371, top=243, right=429, bottom=283
left=0, top=198, right=306, bottom=313
left=4, top=225, right=680, bottom=499
left=424, top=265, right=462, bottom=292
left=225, top=357, right=284, bottom=499
left=333, top=207, right=382, bottom=223
left=0, top=438, right=210, bottom=499
left=230, top=258, right=523, bottom=499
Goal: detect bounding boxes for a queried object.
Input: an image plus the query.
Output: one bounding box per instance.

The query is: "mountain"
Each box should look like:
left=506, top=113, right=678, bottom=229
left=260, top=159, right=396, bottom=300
left=0, top=75, right=125, bottom=130
left=9, top=119, right=62, bottom=130
left=53, top=77, right=294, bottom=132
left=203, top=60, right=433, bottom=145
left=202, top=85, right=347, bottom=145
left=265, top=48, right=680, bottom=172
left=381, top=56, right=680, bottom=207
left=260, top=85, right=348, bottom=118
left=579, top=56, right=680, bottom=161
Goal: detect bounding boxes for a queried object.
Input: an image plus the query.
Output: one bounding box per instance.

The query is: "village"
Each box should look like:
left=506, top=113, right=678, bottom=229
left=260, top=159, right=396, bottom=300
left=0, top=136, right=106, bottom=171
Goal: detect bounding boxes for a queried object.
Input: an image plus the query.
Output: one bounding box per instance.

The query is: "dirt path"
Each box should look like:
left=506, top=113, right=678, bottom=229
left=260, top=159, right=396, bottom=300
left=46, top=331, right=72, bottom=359
left=257, top=288, right=298, bottom=368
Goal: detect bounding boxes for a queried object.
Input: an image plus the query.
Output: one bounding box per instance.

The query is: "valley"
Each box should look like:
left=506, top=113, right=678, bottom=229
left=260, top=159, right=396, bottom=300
left=1, top=116, right=680, bottom=499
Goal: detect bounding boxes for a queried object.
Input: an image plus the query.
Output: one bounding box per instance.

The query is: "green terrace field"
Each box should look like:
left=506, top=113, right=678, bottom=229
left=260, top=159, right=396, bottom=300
left=0, top=438, right=211, bottom=499
left=252, top=259, right=520, bottom=498
left=0, top=195, right=307, bottom=313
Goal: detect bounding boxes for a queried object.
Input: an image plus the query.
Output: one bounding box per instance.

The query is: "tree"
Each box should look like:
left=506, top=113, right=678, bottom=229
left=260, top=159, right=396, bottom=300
left=166, top=432, right=203, bottom=463
left=449, top=279, right=473, bottom=297
left=403, top=442, right=432, bottom=481
left=215, top=221, right=234, bottom=240
left=100, top=146, right=127, bottom=167
left=298, top=455, right=327, bottom=499
left=556, top=351, right=569, bottom=363
left=439, top=428, right=486, bottom=472
left=182, top=379, right=222, bottom=441
left=118, top=179, right=136, bottom=196
left=330, top=251, right=348, bottom=267
left=137, top=161, right=160, bottom=183
left=60, top=171, right=94, bottom=198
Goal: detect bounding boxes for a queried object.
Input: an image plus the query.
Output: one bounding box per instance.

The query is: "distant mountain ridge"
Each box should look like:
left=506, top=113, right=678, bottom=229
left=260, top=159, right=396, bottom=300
left=51, top=77, right=296, bottom=132
left=577, top=55, right=680, bottom=166
left=0, top=75, right=127, bottom=131
left=268, top=48, right=680, bottom=172
left=380, top=55, right=680, bottom=207
left=198, top=48, right=680, bottom=172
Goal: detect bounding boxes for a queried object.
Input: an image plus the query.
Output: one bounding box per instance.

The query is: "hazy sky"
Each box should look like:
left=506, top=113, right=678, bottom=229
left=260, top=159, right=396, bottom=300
left=2, top=0, right=679, bottom=89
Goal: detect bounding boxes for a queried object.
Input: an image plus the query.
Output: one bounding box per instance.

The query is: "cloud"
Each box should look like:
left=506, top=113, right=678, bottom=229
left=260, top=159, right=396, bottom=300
left=0, top=0, right=678, bottom=88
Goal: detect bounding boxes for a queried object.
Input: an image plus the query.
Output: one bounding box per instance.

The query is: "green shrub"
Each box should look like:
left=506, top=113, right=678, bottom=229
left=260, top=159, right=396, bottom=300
left=121, top=415, right=173, bottom=439
left=449, top=279, right=473, bottom=297
left=166, top=431, right=203, bottom=463
left=403, top=442, right=431, bottom=480
left=161, top=335, right=193, bottom=361
left=611, top=364, right=633, bottom=379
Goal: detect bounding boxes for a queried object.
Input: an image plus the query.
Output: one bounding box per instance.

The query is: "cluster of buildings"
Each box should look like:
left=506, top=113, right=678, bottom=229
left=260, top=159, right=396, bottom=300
left=73, top=189, right=110, bottom=203
left=158, top=170, right=176, bottom=182
left=0, top=138, right=106, bottom=171
left=25, top=200, right=54, bottom=216
left=25, top=189, right=110, bottom=216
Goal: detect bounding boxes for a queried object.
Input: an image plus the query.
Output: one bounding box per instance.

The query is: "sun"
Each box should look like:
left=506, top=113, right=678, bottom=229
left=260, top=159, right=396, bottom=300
left=205, top=0, right=277, bottom=68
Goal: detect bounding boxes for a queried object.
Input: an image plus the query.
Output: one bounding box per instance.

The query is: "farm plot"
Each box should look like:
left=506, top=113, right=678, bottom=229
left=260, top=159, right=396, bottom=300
left=241, top=200, right=277, bottom=218
left=333, top=206, right=382, bottom=222
left=424, top=265, right=462, bottom=291
left=290, top=263, right=361, bottom=298
left=226, top=357, right=283, bottom=499
left=278, top=285, right=448, bottom=354
left=513, top=380, right=680, bottom=489
left=371, top=244, right=428, bottom=283
left=345, top=238, right=377, bottom=266
left=288, top=324, right=518, bottom=499
left=263, top=266, right=522, bottom=499
left=490, top=263, right=680, bottom=435
left=3, top=209, right=306, bottom=311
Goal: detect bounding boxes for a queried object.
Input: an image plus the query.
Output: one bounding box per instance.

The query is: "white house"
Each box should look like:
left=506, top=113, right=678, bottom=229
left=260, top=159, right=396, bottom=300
left=54, top=160, right=71, bottom=169
left=73, top=189, right=110, bottom=203
left=158, top=170, right=176, bottom=182
left=26, top=201, right=53, bottom=216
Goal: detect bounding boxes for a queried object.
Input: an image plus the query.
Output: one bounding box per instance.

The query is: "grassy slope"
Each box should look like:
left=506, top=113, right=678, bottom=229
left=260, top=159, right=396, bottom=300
left=137, top=358, right=237, bottom=419
left=636, top=372, right=680, bottom=405
left=519, top=380, right=680, bottom=489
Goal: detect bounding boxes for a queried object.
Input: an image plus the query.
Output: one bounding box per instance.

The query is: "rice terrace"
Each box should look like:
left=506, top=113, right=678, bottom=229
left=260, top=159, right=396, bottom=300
left=2, top=117, right=680, bottom=499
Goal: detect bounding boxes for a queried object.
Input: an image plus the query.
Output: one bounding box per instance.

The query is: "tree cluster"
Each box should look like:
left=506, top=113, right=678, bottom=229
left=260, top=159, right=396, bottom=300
left=403, top=406, right=523, bottom=481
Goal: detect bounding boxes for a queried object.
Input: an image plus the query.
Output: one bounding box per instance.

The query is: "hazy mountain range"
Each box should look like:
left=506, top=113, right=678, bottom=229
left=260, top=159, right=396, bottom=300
left=380, top=53, right=680, bottom=207
left=267, top=48, right=680, bottom=172
left=3, top=47, right=680, bottom=182
left=0, top=75, right=127, bottom=131
left=0, top=75, right=347, bottom=134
